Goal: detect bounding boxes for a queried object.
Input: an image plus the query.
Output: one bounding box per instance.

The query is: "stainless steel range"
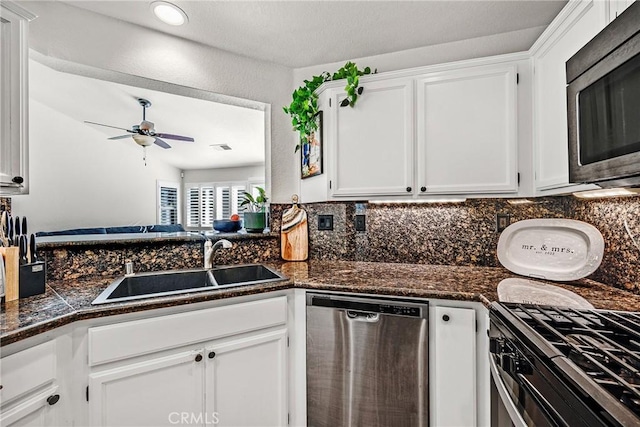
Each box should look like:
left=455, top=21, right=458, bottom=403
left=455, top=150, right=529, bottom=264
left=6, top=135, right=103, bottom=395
left=490, top=303, right=640, bottom=427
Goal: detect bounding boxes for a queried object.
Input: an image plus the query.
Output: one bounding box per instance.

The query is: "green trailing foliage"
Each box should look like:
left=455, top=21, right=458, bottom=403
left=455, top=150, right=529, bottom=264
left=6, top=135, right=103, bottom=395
left=283, top=62, right=375, bottom=152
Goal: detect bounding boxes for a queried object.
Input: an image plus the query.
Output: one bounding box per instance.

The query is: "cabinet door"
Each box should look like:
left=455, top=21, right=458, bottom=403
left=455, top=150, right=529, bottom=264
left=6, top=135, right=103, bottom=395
left=417, top=64, right=518, bottom=194
left=432, top=306, right=476, bottom=427
left=0, top=2, right=34, bottom=195
left=206, top=329, right=287, bottom=427
left=0, top=387, right=60, bottom=427
left=329, top=78, right=414, bottom=197
left=88, top=350, right=205, bottom=427
left=532, top=0, right=608, bottom=190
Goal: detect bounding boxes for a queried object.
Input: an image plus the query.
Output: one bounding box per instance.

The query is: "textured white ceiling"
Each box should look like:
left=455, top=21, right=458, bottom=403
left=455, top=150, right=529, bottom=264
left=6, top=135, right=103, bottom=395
left=65, top=0, right=567, bottom=68
left=30, top=60, right=265, bottom=170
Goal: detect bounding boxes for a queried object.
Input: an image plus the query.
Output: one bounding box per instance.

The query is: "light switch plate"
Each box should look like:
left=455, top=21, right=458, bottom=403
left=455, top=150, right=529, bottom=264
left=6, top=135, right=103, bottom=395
left=496, top=213, right=511, bottom=232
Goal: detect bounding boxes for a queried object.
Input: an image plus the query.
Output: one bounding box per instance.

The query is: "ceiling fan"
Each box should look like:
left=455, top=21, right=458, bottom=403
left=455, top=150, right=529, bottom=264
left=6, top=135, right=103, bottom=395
left=85, top=98, right=195, bottom=149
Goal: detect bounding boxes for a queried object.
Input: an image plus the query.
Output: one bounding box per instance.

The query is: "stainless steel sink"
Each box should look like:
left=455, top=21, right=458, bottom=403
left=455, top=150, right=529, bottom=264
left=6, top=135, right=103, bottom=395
left=210, top=264, right=283, bottom=286
left=91, top=264, right=287, bottom=305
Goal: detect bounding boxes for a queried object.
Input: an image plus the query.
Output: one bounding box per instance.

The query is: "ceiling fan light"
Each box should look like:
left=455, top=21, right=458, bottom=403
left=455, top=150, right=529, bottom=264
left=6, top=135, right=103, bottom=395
left=151, top=1, right=188, bottom=26
left=132, top=134, right=156, bottom=147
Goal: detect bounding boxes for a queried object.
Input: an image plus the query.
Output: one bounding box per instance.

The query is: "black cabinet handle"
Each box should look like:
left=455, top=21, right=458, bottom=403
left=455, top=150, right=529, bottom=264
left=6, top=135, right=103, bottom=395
left=195, top=354, right=203, bottom=362
left=442, top=314, right=450, bottom=322
left=47, top=394, right=60, bottom=406
left=11, top=176, right=24, bottom=184
left=208, top=351, right=216, bottom=359
left=420, top=186, right=427, bottom=192
left=406, top=187, right=412, bottom=193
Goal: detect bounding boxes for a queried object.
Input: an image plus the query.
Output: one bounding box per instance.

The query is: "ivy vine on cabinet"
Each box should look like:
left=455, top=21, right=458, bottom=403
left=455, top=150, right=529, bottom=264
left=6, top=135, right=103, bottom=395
left=0, top=1, right=35, bottom=195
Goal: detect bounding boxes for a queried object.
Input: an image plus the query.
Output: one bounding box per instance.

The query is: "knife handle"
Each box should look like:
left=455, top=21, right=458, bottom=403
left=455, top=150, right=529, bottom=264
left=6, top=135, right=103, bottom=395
left=21, top=217, right=27, bottom=236
left=19, top=235, right=27, bottom=265
left=29, top=234, right=37, bottom=263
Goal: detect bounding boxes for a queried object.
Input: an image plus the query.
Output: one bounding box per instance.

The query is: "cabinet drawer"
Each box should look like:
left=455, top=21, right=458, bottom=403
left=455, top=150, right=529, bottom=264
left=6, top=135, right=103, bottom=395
left=0, top=341, right=56, bottom=405
left=88, top=296, right=288, bottom=366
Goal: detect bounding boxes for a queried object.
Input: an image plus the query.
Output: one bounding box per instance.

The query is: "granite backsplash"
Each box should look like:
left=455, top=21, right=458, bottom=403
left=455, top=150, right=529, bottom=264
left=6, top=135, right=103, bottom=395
left=271, top=195, right=640, bottom=294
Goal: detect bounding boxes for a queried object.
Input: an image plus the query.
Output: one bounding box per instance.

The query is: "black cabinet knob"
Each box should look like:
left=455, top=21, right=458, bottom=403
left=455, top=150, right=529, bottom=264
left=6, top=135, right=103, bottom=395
left=195, top=354, right=203, bottom=362
left=208, top=351, right=216, bottom=359
left=420, top=186, right=427, bottom=192
left=11, top=176, right=24, bottom=184
left=406, top=187, right=412, bottom=193
left=47, top=394, right=60, bottom=406
left=442, top=314, right=450, bottom=322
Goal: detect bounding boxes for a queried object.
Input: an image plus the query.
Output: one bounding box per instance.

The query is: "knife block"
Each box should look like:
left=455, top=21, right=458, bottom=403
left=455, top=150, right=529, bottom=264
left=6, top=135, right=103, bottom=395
left=0, top=247, right=19, bottom=301
left=19, top=262, right=45, bottom=299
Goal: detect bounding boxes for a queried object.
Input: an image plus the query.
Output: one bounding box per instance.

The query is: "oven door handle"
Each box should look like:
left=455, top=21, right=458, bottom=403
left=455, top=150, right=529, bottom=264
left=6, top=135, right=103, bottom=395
left=489, top=355, right=528, bottom=427
left=516, top=373, right=570, bottom=427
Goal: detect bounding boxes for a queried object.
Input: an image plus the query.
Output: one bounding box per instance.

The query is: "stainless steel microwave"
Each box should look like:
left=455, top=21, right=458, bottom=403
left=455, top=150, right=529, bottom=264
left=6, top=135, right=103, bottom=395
left=567, top=2, right=640, bottom=188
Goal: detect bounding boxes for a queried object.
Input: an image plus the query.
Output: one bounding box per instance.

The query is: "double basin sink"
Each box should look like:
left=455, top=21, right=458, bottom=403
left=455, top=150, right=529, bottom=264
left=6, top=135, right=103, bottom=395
left=92, top=264, right=287, bottom=305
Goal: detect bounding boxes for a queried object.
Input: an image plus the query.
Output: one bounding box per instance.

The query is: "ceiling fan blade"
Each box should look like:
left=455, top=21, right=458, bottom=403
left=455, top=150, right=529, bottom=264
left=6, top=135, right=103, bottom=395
left=108, top=134, right=133, bottom=140
left=154, top=138, right=172, bottom=149
left=84, top=121, right=132, bottom=132
left=155, top=133, right=195, bottom=142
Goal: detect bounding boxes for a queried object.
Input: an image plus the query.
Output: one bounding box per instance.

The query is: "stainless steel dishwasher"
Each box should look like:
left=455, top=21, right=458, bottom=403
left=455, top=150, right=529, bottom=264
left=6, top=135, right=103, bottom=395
left=306, top=293, right=429, bottom=427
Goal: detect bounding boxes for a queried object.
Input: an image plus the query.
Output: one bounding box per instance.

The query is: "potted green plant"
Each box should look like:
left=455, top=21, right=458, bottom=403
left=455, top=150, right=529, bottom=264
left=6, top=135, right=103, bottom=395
left=240, top=186, right=268, bottom=233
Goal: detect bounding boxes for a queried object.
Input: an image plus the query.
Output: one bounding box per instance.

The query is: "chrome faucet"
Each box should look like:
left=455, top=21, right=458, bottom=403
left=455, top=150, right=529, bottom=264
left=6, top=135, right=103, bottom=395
left=204, top=239, right=232, bottom=268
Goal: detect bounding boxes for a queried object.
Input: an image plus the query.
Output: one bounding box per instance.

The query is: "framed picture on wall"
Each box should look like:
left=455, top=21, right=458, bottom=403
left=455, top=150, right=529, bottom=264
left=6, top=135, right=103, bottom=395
left=301, top=111, right=323, bottom=179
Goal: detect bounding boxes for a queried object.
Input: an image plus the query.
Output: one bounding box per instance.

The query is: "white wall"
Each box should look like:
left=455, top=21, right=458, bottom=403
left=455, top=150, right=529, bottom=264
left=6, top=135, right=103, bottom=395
left=11, top=100, right=182, bottom=233
left=183, top=165, right=265, bottom=184
left=25, top=1, right=296, bottom=203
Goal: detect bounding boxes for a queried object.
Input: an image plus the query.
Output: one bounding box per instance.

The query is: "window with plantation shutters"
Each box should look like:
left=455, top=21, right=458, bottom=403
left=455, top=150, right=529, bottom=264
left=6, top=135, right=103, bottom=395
left=185, top=182, right=255, bottom=229
left=157, top=181, right=180, bottom=225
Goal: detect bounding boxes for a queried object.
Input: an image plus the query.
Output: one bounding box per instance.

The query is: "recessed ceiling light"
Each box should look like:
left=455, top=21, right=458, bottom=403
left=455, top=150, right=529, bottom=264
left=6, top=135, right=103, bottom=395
left=150, top=1, right=188, bottom=26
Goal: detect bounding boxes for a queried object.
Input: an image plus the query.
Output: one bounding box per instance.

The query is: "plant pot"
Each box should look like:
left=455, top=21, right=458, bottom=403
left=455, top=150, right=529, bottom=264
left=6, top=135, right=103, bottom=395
left=243, top=212, right=266, bottom=233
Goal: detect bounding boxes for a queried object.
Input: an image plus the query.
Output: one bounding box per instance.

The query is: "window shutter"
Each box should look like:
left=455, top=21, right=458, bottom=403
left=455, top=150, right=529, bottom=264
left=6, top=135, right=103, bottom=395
left=187, top=187, right=201, bottom=227
left=159, top=186, right=178, bottom=225
left=216, top=186, right=232, bottom=220
left=201, top=186, right=215, bottom=227
left=233, top=185, right=246, bottom=214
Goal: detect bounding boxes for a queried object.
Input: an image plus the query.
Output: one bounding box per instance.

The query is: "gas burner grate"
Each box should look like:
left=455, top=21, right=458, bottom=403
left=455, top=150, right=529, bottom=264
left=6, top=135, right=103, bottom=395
left=504, top=303, right=640, bottom=416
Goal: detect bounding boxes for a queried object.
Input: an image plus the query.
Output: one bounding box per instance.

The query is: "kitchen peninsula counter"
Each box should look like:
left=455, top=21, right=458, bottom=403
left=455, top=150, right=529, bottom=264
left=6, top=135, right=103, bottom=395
left=3, top=260, right=640, bottom=346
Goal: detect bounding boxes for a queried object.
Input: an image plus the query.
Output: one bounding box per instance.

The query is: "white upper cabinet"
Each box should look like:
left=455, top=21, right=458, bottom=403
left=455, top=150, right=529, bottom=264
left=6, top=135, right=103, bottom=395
left=0, top=2, right=35, bottom=195
left=416, top=64, right=518, bottom=195
left=328, top=78, right=415, bottom=197
left=531, top=0, right=609, bottom=192
left=305, top=59, right=520, bottom=202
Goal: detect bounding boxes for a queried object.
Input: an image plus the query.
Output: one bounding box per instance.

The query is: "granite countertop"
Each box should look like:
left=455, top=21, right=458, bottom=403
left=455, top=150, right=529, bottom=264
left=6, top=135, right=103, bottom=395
left=3, top=260, right=640, bottom=346
left=36, top=231, right=278, bottom=248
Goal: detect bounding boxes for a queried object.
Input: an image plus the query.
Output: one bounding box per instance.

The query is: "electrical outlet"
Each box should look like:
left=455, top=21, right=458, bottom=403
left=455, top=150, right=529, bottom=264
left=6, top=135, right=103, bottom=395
left=496, top=213, right=511, bottom=232
left=355, top=215, right=366, bottom=232
left=318, top=215, right=334, bottom=231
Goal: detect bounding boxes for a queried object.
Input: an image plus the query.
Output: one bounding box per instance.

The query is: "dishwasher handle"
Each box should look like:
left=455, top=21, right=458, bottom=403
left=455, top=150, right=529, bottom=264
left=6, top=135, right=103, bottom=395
left=309, top=295, right=426, bottom=318
left=347, top=311, right=380, bottom=322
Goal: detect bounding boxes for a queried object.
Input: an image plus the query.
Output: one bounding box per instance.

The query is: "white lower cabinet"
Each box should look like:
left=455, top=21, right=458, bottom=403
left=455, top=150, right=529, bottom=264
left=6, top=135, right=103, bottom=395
left=86, top=296, right=289, bottom=427
left=0, top=387, right=60, bottom=427
left=0, top=341, right=62, bottom=427
left=88, top=329, right=288, bottom=427
left=432, top=305, right=477, bottom=427
left=88, top=350, right=205, bottom=427
left=206, top=329, right=288, bottom=427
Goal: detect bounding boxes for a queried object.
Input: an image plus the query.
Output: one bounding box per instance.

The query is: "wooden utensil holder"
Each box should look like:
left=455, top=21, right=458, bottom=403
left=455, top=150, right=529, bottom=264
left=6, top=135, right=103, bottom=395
left=0, top=247, right=20, bottom=301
